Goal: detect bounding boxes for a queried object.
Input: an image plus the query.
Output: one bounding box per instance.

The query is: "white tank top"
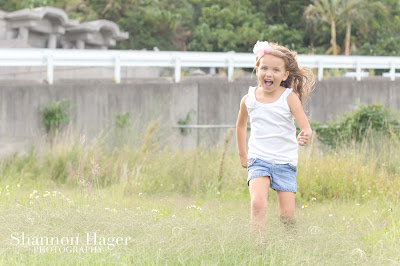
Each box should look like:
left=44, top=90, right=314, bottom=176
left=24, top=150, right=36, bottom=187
left=245, top=86, right=298, bottom=165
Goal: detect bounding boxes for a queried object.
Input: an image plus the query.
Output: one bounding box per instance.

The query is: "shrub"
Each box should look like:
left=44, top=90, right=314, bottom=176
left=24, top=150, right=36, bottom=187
left=312, top=103, right=400, bottom=147
left=40, top=99, right=72, bottom=135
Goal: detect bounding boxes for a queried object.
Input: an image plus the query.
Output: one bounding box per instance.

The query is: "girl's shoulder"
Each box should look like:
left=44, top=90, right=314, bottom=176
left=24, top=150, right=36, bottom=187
left=286, top=89, right=301, bottom=108
left=286, top=88, right=300, bottom=99
left=240, top=94, right=249, bottom=105
left=241, top=86, right=257, bottom=103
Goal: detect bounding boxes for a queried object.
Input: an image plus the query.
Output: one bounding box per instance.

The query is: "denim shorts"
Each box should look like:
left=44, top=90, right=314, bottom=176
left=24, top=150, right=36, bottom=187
left=247, top=158, right=298, bottom=193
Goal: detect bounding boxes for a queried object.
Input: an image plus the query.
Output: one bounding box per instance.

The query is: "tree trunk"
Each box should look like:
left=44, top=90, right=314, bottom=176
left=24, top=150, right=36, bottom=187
left=345, top=20, right=351, bottom=56
left=330, top=20, right=337, bottom=55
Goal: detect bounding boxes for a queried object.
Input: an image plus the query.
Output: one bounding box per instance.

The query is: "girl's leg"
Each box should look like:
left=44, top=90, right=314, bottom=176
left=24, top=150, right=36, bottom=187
left=276, top=191, right=296, bottom=224
left=249, top=176, right=270, bottom=237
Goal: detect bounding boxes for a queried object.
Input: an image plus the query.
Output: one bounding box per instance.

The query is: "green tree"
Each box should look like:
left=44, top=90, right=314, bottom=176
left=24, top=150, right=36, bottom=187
left=341, top=0, right=388, bottom=55
left=355, top=0, right=400, bottom=56
left=117, top=0, right=194, bottom=50
left=188, top=1, right=260, bottom=52
left=304, top=0, right=343, bottom=55
left=1, top=0, right=397, bottom=56
left=188, top=0, right=306, bottom=52
left=251, top=0, right=311, bottom=28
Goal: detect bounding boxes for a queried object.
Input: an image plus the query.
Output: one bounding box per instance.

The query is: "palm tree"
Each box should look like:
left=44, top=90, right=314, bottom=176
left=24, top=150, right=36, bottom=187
left=341, top=0, right=388, bottom=55
left=304, top=0, right=343, bottom=55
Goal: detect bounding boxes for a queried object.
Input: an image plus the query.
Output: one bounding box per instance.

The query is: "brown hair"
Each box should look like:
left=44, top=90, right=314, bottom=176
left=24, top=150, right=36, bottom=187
left=254, top=42, right=315, bottom=104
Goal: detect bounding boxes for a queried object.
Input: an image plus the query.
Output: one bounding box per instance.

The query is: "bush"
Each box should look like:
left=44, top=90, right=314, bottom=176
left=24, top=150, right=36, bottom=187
left=312, top=103, right=400, bottom=147
left=40, top=99, right=72, bottom=135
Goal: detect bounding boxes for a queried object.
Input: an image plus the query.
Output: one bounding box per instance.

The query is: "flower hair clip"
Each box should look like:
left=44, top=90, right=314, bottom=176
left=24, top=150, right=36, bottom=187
left=253, top=41, right=272, bottom=58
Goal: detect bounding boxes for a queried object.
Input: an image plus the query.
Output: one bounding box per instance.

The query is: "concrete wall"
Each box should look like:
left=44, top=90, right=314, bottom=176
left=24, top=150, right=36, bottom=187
left=1, top=77, right=399, bottom=156
left=309, top=77, right=400, bottom=121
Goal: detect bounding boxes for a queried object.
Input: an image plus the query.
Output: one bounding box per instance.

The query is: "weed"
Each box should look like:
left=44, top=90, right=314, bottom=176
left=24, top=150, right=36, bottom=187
left=40, top=99, right=72, bottom=137
left=177, top=109, right=196, bottom=135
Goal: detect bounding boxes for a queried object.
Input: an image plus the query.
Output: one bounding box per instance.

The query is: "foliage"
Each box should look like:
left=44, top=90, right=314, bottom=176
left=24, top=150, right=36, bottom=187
left=177, top=109, right=196, bottom=135
left=113, top=112, right=132, bottom=147
left=0, top=0, right=398, bottom=55
left=115, top=112, right=131, bottom=129
left=40, top=99, right=72, bottom=135
left=187, top=1, right=306, bottom=52
left=304, top=0, right=344, bottom=55
left=116, top=0, right=194, bottom=51
left=313, top=104, right=400, bottom=147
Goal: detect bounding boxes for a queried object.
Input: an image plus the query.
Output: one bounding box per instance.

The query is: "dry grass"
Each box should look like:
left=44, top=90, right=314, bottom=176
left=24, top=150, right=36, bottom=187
left=0, top=124, right=399, bottom=264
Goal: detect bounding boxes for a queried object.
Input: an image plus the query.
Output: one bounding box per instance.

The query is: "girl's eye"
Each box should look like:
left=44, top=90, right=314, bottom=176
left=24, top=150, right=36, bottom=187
left=274, top=69, right=279, bottom=72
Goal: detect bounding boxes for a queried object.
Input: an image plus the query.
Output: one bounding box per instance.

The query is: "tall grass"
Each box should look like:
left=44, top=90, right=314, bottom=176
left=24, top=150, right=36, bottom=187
left=1, top=124, right=400, bottom=264
left=297, top=131, right=400, bottom=202
left=1, top=122, right=399, bottom=203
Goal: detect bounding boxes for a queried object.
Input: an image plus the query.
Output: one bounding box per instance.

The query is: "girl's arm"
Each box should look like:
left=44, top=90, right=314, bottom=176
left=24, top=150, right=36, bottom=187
left=236, top=95, right=249, bottom=168
left=287, top=92, right=312, bottom=146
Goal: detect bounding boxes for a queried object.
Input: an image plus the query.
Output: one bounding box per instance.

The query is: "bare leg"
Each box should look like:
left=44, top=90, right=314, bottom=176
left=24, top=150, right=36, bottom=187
left=276, top=190, right=296, bottom=226
left=249, top=176, right=270, bottom=240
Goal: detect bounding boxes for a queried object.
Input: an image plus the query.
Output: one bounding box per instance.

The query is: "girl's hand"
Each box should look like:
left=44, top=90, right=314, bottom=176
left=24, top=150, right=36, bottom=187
left=297, top=128, right=312, bottom=146
left=240, top=156, right=248, bottom=168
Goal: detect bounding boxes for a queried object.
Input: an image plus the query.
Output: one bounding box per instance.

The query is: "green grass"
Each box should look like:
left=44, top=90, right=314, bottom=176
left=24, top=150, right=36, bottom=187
left=0, top=191, right=399, bottom=264
left=0, top=125, right=399, bottom=264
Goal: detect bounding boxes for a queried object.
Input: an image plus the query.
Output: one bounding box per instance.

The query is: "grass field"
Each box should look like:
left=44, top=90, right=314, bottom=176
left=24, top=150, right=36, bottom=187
left=0, top=127, right=399, bottom=264
left=0, top=191, right=399, bottom=264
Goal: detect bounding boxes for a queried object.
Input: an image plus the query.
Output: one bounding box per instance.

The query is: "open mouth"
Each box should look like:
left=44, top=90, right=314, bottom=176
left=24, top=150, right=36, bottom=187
left=264, top=80, right=273, bottom=87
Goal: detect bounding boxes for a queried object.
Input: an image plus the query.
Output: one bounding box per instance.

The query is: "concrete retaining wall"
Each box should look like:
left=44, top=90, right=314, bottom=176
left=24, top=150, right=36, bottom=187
left=1, top=77, right=399, bottom=156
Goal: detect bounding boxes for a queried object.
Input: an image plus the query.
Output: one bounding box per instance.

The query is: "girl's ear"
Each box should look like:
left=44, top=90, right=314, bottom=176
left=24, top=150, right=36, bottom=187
left=283, top=70, right=289, bottom=81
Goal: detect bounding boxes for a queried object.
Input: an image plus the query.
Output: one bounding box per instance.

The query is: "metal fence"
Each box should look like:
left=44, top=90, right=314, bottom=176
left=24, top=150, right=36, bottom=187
left=0, top=48, right=399, bottom=84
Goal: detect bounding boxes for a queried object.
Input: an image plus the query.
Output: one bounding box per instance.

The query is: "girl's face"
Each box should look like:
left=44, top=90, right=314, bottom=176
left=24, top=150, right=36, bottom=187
left=256, top=54, right=289, bottom=93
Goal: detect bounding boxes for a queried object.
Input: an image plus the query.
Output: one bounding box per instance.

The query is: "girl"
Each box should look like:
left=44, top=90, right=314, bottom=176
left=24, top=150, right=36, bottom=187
left=236, top=41, right=315, bottom=234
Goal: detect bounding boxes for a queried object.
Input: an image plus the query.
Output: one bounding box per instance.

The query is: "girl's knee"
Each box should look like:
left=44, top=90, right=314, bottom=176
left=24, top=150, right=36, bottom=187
left=279, top=209, right=295, bottom=223
left=251, top=197, right=267, bottom=212
left=280, top=213, right=296, bottom=228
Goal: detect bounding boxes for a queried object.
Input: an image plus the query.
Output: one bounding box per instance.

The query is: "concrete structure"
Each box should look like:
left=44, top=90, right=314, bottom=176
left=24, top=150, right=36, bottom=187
left=0, top=7, right=128, bottom=49
left=1, top=77, right=399, bottom=157
left=63, top=20, right=129, bottom=49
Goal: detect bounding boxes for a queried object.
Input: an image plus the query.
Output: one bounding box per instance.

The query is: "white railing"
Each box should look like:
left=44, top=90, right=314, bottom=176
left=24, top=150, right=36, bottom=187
left=0, top=48, right=399, bottom=84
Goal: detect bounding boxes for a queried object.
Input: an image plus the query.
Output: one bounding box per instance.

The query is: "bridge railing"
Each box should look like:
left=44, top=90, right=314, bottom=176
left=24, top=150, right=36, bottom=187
left=0, top=49, right=399, bottom=84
